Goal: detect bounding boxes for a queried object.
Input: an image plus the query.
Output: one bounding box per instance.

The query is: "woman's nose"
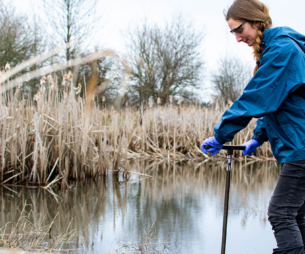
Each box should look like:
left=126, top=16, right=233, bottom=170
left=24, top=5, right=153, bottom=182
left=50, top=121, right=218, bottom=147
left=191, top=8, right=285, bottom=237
left=236, top=35, right=243, bottom=42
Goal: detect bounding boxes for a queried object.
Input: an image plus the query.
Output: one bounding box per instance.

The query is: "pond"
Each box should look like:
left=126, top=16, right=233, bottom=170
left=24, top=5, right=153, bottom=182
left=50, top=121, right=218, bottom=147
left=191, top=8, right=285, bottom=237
left=0, top=159, right=280, bottom=253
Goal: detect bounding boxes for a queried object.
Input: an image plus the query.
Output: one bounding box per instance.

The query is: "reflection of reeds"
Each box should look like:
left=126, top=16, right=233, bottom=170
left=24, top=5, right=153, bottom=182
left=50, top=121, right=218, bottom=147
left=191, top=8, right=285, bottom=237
left=0, top=204, right=77, bottom=252
left=0, top=160, right=279, bottom=252
left=113, top=218, right=171, bottom=253
left=130, top=159, right=279, bottom=229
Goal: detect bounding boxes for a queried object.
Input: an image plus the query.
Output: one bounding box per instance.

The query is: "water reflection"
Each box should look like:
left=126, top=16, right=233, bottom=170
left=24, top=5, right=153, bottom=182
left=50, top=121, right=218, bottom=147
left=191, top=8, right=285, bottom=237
left=0, top=160, right=280, bottom=253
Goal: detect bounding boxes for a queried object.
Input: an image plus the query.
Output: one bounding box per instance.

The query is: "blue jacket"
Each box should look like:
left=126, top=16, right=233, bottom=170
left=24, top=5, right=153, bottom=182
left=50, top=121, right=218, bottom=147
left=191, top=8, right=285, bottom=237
left=214, top=27, right=305, bottom=163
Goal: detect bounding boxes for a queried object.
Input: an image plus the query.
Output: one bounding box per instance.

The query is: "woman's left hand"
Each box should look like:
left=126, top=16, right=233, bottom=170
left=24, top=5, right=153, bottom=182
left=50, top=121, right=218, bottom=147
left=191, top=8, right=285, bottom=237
left=241, top=139, right=261, bottom=156
left=201, top=137, right=223, bottom=156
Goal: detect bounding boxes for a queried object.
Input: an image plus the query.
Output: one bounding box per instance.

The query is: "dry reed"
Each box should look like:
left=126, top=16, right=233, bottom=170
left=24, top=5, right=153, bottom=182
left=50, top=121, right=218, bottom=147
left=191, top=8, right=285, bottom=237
left=0, top=84, right=275, bottom=186
left=0, top=47, right=275, bottom=186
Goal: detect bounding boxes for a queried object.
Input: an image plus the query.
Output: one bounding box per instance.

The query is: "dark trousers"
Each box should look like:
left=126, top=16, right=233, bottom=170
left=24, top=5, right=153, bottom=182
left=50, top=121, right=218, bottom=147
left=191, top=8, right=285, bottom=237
left=268, top=160, right=305, bottom=254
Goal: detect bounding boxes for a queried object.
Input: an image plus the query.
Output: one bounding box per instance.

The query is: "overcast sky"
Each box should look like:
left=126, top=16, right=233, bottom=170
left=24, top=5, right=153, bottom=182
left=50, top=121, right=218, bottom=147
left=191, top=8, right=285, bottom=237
left=12, top=0, right=305, bottom=101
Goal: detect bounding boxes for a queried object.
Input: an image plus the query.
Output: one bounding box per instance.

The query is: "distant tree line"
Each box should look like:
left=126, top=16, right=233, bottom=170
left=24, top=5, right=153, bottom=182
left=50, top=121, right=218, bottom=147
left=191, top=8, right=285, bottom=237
left=1, top=0, right=251, bottom=106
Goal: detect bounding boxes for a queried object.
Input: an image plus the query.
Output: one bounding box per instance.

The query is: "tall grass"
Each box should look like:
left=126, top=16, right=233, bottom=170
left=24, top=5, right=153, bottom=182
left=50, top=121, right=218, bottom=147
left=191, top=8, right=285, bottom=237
left=128, top=104, right=273, bottom=160
left=0, top=49, right=274, bottom=186
left=0, top=77, right=274, bottom=186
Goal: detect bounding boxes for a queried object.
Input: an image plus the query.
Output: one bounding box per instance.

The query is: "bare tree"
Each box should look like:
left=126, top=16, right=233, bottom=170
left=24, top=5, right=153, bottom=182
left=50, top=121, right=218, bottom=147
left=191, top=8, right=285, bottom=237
left=0, top=1, right=47, bottom=95
left=126, top=14, right=205, bottom=105
left=0, top=2, right=45, bottom=68
left=211, top=56, right=253, bottom=104
left=39, top=0, right=116, bottom=102
left=41, top=0, right=100, bottom=62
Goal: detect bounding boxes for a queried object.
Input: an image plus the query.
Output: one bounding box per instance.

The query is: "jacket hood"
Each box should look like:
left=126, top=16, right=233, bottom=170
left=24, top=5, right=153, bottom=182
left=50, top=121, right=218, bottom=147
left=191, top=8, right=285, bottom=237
left=263, top=26, right=305, bottom=53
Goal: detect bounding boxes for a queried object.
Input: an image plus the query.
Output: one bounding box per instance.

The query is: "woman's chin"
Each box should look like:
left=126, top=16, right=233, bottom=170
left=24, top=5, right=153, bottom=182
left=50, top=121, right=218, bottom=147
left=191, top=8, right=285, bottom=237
left=246, top=41, right=253, bottom=47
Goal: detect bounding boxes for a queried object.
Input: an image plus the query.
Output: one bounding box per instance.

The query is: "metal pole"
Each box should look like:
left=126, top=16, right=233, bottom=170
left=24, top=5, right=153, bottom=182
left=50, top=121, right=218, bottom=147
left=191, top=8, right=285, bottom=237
left=203, top=145, right=245, bottom=254
left=221, top=153, right=232, bottom=254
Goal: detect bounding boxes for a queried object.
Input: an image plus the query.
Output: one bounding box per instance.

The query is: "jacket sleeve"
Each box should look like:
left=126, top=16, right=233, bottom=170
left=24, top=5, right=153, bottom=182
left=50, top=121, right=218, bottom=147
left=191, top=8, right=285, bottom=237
left=252, top=118, right=268, bottom=144
left=214, top=36, right=305, bottom=144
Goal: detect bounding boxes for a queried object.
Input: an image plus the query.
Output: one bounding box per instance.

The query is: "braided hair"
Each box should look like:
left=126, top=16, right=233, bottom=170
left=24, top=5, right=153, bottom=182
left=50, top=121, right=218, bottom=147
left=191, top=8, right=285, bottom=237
left=224, top=0, right=272, bottom=75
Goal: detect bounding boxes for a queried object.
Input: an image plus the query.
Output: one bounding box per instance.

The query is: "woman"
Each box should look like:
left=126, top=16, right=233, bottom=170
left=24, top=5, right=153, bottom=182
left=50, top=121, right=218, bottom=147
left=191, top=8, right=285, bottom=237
left=201, top=0, right=305, bottom=253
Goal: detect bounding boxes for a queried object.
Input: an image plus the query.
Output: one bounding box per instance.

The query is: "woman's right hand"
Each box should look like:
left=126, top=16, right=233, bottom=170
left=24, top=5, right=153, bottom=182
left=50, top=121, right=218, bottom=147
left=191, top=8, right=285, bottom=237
left=201, top=137, right=223, bottom=156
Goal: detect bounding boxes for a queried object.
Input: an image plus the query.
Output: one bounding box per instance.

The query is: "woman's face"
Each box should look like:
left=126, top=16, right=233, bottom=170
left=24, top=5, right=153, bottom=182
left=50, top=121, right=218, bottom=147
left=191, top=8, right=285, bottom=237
left=228, top=18, right=260, bottom=46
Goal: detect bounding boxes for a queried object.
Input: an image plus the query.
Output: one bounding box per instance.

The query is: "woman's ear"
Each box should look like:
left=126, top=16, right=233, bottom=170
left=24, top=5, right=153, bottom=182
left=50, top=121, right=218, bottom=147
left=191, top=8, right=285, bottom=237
left=254, top=21, right=261, bottom=28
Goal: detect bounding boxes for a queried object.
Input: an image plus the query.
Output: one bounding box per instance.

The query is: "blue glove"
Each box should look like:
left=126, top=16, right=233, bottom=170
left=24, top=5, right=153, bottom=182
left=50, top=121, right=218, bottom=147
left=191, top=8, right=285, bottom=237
left=201, top=137, right=223, bottom=156
left=242, top=139, right=261, bottom=156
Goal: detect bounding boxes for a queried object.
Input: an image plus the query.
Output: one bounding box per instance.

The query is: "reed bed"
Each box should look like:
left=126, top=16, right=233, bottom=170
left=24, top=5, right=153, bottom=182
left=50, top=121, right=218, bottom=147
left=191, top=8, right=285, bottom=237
left=0, top=67, right=274, bottom=186
left=128, top=104, right=273, bottom=160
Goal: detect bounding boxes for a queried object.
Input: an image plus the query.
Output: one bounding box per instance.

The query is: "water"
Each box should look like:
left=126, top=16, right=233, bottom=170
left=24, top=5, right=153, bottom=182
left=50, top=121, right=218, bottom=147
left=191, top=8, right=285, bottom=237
left=0, top=159, right=280, bottom=253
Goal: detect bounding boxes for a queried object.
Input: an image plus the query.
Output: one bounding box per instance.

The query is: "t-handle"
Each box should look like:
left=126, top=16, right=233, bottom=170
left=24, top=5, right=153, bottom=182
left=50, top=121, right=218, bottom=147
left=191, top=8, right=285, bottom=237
left=204, top=145, right=246, bottom=155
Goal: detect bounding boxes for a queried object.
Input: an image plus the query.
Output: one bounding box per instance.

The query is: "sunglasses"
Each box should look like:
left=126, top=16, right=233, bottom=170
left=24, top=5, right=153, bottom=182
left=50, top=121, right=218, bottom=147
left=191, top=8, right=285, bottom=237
left=230, top=21, right=246, bottom=36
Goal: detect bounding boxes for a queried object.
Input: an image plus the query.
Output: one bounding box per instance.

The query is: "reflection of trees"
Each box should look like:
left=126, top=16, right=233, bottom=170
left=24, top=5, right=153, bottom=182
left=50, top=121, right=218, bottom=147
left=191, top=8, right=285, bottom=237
left=131, top=160, right=279, bottom=232
left=0, top=179, right=112, bottom=251
left=0, top=160, right=280, bottom=252
left=124, top=163, right=203, bottom=250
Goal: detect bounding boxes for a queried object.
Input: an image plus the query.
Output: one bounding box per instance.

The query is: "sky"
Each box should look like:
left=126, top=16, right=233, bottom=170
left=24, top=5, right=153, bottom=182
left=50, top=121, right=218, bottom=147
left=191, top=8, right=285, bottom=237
left=11, top=0, right=305, bottom=101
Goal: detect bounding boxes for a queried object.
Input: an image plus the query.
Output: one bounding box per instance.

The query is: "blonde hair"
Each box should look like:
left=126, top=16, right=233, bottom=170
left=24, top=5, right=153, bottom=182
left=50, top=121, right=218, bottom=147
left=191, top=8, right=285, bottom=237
left=224, top=0, right=272, bottom=75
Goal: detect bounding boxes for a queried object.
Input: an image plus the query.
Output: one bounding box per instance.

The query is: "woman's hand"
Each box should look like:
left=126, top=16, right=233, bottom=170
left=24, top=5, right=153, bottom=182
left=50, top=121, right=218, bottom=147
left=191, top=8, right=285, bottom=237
left=242, top=139, right=261, bottom=156
left=201, top=137, right=223, bottom=156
